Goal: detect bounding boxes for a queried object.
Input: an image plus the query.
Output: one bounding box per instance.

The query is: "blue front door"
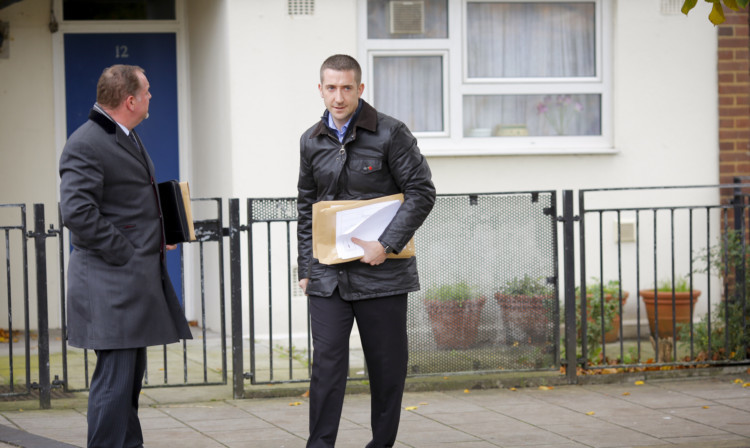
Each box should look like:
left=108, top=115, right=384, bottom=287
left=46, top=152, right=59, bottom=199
left=64, top=32, right=184, bottom=304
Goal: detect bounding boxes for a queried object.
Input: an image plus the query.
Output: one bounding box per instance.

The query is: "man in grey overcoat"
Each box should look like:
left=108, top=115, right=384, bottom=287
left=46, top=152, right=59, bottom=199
left=59, top=64, right=192, bottom=448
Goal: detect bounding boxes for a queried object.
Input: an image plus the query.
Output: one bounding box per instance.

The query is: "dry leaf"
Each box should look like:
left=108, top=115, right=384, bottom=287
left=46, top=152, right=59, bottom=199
left=538, top=386, right=553, bottom=391
left=634, top=381, right=644, bottom=386
left=622, top=392, right=630, bottom=396
left=419, top=402, right=428, bottom=405
left=463, top=389, right=470, bottom=394
left=301, top=390, right=310, bottom=398
left=443, top=376, right=449, bottom=380
left=405, top=406, right=418, bottom=411
left=509, top=387, right=517, bottom=391
left=289, top=402, right=302, bottom=406
left=585, top=411, right=595, bottom=415
left=703, top=406, right=710, bottom=409
left=743, top=383, right=750, bottom=388
left=734, top=379, right=743, bottom=384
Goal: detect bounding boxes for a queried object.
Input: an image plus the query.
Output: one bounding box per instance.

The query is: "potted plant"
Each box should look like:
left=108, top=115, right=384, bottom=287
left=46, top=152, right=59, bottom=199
left=424, top=282, right=486, bottom=350
left=582, top=278, right=630, bottom=343
left=495, top=275, right=556, bottom=345
left=639, top=275, right=701, bottom=341
left=680, top=228, right=749, bottom=360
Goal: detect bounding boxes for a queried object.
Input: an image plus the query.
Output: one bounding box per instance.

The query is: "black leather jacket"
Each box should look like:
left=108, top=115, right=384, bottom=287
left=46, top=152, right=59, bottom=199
left=297, top=100, right=436, bottom=300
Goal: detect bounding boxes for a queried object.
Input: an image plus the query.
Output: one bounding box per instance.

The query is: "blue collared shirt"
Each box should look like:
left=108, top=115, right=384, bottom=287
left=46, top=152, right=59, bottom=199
left=327, top=112, right=353, bottom=143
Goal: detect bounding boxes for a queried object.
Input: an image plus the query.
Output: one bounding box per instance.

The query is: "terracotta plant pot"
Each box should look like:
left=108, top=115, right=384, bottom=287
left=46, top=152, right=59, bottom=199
left=495, top=293, right=554, bottom=345
left=602, top=292, right=629, bottom=343
left=424, top=296, right=487, bottom=350
left=639, top=290, right=701, bottom=339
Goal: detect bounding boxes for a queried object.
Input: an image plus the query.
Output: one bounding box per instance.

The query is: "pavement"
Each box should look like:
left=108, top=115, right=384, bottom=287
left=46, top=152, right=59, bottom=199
left=0, top=369, right=748, bottom=448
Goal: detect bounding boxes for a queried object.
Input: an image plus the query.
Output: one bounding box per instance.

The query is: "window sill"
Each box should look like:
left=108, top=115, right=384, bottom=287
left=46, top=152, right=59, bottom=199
left=418, top=136, right=617, bottom=157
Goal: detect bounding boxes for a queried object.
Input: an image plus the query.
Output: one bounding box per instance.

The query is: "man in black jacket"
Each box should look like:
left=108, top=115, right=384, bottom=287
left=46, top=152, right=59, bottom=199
left=297, top=54, right=436, bottom=448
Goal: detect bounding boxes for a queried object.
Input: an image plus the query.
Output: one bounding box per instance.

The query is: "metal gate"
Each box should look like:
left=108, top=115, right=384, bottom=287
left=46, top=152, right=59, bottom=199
left=573, top=183, right=750, bottom=374
left=0, top=200, right=229, bottom=409
left=229, top=191, right=562, bottom=395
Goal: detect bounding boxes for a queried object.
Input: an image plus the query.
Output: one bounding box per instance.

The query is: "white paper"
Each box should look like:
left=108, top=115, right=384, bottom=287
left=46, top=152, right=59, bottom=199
left=335, top=199, right=401, bottom=259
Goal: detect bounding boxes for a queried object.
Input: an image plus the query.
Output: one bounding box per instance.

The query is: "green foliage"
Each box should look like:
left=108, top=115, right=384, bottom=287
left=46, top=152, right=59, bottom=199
left=425, top=281, right=476, bottom=303
left=498, top=275, right=553, bottom=297
left=655, top=275, right=692, bottom=292
left=682, top=0, right=750, bottom=25
left=681, top=228, right=750, bottom=360
left=573, top=278, right=621, bottom=364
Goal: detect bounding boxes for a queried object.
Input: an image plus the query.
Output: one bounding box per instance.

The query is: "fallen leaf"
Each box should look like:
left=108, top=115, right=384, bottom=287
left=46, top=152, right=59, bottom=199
left=301, top=390, right=310, bottom=398
left=419, top=402, right=428, bottom=405
left=404, top=406, right=418, bottom=411
left=538, top=386, right=553, bottom=391
left=443, top=376, right=449, bottom=380
left=464, top=389, right=470, bottom=394
left=289, top=402, right=302, bottom=406
left=703, top=406, right=710, bottom=409
left=601, top=368, right=619, bottom=375
left=622, top=392, right=630, bottom=396
left=509, top=387, right=517, bottom=391
left=743, top=383, right=750, bottom=388
left=734, top=379, right=743, bottom=384
left=634, top=381, right=644, bottom=386
left=586, top=411, right=595, bottom=415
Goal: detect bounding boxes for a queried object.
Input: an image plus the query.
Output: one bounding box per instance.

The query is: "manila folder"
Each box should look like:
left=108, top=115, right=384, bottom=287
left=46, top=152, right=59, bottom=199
left=312, top=193, right=415, bottom=265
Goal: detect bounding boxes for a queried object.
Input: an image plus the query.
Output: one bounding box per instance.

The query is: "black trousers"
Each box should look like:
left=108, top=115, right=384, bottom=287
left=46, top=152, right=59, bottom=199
left=87, top=347, right=147, bottom=448
left=307, top=289, right=408, bottom=448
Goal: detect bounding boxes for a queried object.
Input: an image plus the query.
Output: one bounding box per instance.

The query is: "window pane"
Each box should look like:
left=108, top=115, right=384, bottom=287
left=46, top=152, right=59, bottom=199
left=466, top=2, right=595, bottom=78
left=463, top=94, right=601, bottom=137
left=63, top=0, right=176, bottom=20
left=368, top=0, right=448, bottom=39
left=373, top=56, right=444, bottom=132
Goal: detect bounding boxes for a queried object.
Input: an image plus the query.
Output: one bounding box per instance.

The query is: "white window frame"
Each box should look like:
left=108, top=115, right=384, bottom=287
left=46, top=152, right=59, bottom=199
left=358, top=0, right=614, bottom=156
left=368, top=50, right=451, bottom=138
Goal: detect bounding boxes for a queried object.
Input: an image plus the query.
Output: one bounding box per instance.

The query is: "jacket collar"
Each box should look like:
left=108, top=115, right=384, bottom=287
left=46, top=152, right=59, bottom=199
left=89, top=107, right=118, bottom=134
left=88, top=106, right=150, bottom=172
left=311, top=99, right=378, bottom=139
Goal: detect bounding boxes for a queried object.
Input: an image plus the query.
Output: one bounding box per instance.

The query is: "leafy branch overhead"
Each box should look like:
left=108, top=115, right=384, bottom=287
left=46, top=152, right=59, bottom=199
left=682, top=0, right=750, bottom=25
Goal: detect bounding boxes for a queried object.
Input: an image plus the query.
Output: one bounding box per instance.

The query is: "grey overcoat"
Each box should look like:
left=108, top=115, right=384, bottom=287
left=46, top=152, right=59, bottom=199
left=59, top=107, right=193, bottom=350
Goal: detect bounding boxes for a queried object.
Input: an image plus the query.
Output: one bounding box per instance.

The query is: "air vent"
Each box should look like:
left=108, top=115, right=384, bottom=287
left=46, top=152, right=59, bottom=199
left=288, top=0, right=314, bottom=16
left=615, top=220, right=636, bottom=243
left=390, top=1, right=424, bottom=34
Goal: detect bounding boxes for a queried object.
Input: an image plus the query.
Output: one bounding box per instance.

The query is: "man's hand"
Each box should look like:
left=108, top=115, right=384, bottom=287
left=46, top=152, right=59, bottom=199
left=299, top=278, right=309, bottom=295
left=351, top=238, right=387, bottom=266
left=166, top=244, right=178, bottom=251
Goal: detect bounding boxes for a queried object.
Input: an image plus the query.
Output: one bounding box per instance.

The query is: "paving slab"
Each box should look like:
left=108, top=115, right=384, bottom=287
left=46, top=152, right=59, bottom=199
left=0, top=374, right=746, bottom=448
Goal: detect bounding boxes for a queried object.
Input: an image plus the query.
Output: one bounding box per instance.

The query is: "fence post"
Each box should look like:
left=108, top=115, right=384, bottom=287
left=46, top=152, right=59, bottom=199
left=32, top=204, right=51, bottom=409
left=561, top=191, right=578, bottom=384
left=228, top=199, right=244, bottom=399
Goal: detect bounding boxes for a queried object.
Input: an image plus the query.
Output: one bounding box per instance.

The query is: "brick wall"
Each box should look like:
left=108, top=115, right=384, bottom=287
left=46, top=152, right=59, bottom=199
left=718, top=8, right=750, bottom=198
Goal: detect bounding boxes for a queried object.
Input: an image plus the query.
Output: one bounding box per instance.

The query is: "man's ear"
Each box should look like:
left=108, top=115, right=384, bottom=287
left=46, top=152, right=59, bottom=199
left=358, top=83, right=365, bottom=97
left=318, top=84, right=323, bottom=98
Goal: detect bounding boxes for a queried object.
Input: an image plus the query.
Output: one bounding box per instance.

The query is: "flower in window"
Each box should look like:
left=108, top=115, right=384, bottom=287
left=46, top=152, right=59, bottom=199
left=537, top=95, right=584, bottom=136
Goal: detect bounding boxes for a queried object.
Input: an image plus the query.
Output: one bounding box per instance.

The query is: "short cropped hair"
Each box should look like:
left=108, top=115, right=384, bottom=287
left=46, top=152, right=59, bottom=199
left=96, top=65, right=145, bottom=109
left=320, top=54, right=362, bottom=85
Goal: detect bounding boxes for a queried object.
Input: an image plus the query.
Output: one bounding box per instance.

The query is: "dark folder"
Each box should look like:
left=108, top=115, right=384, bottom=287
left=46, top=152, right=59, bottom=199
left=158, top=180, right=196, bottom=245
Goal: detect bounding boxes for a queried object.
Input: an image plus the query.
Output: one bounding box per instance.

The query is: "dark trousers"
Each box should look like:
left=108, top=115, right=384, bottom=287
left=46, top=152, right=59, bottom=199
left=307, top=289, right=408, bottom=448
left=87, top=347, right=147, bottom=448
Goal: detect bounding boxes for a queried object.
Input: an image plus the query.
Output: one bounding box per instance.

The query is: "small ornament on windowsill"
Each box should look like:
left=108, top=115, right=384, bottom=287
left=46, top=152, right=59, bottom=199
left=493, top=124, right=529, bottom=137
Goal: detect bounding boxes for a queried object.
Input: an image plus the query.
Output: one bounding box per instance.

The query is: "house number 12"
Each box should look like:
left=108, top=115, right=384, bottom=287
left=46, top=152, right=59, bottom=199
left=115, top=45, right=129, bottom=58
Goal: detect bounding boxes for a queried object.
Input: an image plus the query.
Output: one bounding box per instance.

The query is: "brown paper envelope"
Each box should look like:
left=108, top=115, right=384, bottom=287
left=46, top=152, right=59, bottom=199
left=312, top=193, right=415, bottom=265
